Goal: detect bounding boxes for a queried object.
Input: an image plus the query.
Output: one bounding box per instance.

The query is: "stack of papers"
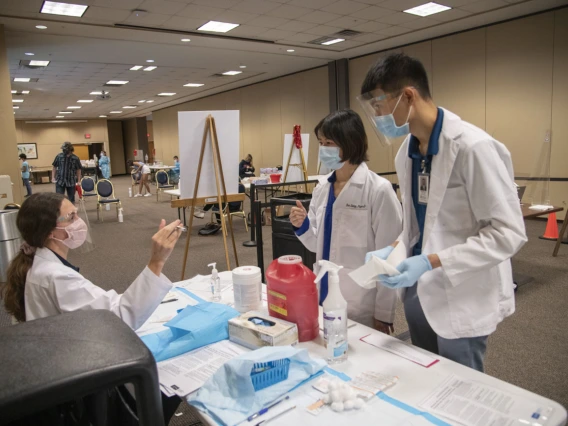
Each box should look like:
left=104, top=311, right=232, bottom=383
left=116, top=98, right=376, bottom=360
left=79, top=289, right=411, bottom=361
left=159, top=340, right=248, bottom=397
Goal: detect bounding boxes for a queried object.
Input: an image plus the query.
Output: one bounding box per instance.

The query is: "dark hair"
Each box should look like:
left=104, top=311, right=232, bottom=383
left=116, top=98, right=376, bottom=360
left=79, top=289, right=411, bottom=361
left=361, top=53, right=431, bottom=99
left=62, top=141, right=74, bottom=154
left=314, top=118, right=324, bottom=138
left=2, top=193, right=64, bottom=322
left=126, top=159, right=134, bottom=168
left=173, top=156, right=178, bottom=160
left=19, top=153, right=27, bottom=160
left=319, top=110, right=368, bottom=165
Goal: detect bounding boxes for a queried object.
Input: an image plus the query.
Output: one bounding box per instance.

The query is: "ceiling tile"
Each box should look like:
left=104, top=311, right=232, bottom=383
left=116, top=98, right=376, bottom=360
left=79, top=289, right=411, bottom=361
left=429, top=8, right=471, bottom=22
left=214, top=9, right=259, bottom=24
left=287, top=0, right=338, bottom=8
left=230, top=0, right=281, bottom=14
left=297, top=10, right=341, bottom=24
left=461, top=0, right=509, bottom=13
left=376, top=11, right=419, bottom=25
left=266, top=5, right=314, bottom=19
left=247, top=15, right=290, bottom=28
left=326, top=39, right=362, bottom=50
left=0, top=0, right=44, bottom=13
left=221, top=24, right=268, bottom=37
left=303, top=24, right=343, bottom=35
left=138, top=0, right=187, bottom=14
left=378, top=25, right=412, bottom=36
left=439, top=0, right=478, bottom=6
left=276, top=20, right=315, bottom=32
left=123, top=12, right=171, bottom=25
left=280, top=32, right=319, bottom=42
left=322, top=0, right=369, bottom=15
left=82, top=6, right=132, bottom=22
left=351, top=6, right=398, bottom=20
left=257, top=28, right=298, bottom=40
left=161, top=16, right=206, bottom=30
left=399, top=17, right=439, bottom=30
left=354, top=32, right=389, bottom=42
left=326, top=16, right=367, bottom=28
left=92, top=0, right=144, bottom=9
left=378, top=0, right=428, bottom=11
left=192, top=0, right=241, bottom=9
left=351, top=21, right=390, bottom=32
left=178, top=4, right=225, bottom=19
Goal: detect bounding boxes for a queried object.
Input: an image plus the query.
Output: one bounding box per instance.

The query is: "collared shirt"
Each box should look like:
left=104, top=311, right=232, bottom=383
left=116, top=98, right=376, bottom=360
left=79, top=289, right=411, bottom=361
left=295, top=172, right=337, bottom=304
left=52, top=153, right=82, bottom=187
left=49, top=249, right=80, bottom=272
left=409, top=107, right=443, bottom=256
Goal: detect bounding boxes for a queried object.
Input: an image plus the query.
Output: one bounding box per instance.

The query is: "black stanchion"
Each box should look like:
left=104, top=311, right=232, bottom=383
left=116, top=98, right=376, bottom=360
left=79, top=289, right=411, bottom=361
left=243, top=182, right=257, bottom=247
left=254, top=199, right=265, bottom=283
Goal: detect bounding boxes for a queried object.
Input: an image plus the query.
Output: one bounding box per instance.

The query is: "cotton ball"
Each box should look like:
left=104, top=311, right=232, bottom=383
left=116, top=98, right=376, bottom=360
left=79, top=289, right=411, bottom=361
left=344, top=400, right=355, bottom=411
left=345, top=389, right=356, bottom=401
left=330, top=390, right=342, bottom=403
left=340, top=389, right=352, bottom=402
left=328, top=382, right=338, bottom=391
left=331, top=402, right=344, bottom=412
left=353, top=398, right=365, bottom=410
left=322, top=394, right=331, bottom=404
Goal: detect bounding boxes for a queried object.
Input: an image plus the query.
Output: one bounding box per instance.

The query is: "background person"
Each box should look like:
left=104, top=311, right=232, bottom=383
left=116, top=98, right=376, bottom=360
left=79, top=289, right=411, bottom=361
left=289, top=110, right=402, bottom=333
left=99, top=150, right=110, bottom=179
left=19, top=153, right=32, bottom=197
left=170, top=155, right=180, bottom=184
left=360, top=53, right=527, bottom=371
left=239, top=154, right=255, bottom=179
left=52, top=142, right=82, bottom=203
left=127, top=159, right=152, bottom=197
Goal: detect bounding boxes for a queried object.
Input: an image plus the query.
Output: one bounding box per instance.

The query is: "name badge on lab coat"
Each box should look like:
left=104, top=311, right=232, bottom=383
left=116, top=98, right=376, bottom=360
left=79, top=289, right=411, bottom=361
left=418, top=173, right=429, bottom=205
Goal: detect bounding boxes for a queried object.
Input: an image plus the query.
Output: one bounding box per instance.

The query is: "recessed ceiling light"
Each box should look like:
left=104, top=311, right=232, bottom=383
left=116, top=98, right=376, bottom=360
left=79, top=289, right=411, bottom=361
left=183, top=83, right=204, bottom=87
left=130, top=65, right=143, bottom=71
left=123, top=106, right=137, bottom=109
left=157, top=93, right=176, bottom=96
left=36, top=25, right=47, bottom=29
left=222, top=71, right=242, bottom=76
left=13, top=106, right=19, bottom=109
left=90, top=91, right=103, bottom=95
left=138, top=100, right=146, bottom=103
left=181, top=38, right=190, bottom=42
left=29, top=60, right=50, bottom=67
left=321, top=38, right=344, bottom=45
left=110, top=111, right=122, bottom=114
left=146, top=100, right=154, bottom=103
left=41, top=1, right=88, bottom=17
left=404, top=2, right=451, bottom=16
left=14, top=78, right=30, bottom=82
left=77, top=99, right=93, bottom=103
left=143, top=66, right=157, bottom=71
left=25, top=52, right=34, bottom=56
left=12, top=99, right=24, bottom=103
left=146, top=59, right=154, bottom=63
left=56, top=115, right=64, bottom=118
left=105, top=80, right=128, bottom=85
left=59, top=111, right=72, bottom=114
left=99, top=115, right=107, bottom=118
left=22, top=90, right=30, bottom=94
left=198, top=21, right=239, bottom=33
left=11, top=90, right=16, bottom=94
left=287, top=49, right=295, bottom=52
left=67, top=106, right=81, bottom=109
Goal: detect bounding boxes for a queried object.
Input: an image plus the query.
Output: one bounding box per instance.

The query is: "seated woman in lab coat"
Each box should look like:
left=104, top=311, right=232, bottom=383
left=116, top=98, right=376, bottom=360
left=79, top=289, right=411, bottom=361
left=2, top=192, right=182, bottom=330
left=290, top=110, right=403, bottom=333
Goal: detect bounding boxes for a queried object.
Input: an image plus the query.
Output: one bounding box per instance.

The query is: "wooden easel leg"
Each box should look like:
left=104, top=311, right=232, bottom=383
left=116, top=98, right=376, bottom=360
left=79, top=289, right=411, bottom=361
left=299, top=148, right=309, bottom=193
left=282, top=141, right=295, bottom=184
left=553, top=216, right=568, bottom=257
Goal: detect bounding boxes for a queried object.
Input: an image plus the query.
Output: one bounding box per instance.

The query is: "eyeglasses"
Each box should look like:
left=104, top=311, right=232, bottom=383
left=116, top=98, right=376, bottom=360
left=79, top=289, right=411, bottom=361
left=57, top=210, right=79, bottom=223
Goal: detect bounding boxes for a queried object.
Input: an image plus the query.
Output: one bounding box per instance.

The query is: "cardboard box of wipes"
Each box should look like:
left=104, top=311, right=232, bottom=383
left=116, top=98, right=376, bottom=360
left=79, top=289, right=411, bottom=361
left=228, top=311, right=298, bottom=350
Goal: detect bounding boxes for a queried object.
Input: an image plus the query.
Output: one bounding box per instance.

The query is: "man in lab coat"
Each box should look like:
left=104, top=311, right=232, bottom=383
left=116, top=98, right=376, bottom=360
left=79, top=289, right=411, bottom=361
left=359, top=53, right=527, bottom=371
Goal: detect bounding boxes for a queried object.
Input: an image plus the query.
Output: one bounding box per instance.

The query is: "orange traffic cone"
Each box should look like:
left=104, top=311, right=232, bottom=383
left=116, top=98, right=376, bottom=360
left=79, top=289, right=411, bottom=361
left=539, top=212, right=559, bottom=241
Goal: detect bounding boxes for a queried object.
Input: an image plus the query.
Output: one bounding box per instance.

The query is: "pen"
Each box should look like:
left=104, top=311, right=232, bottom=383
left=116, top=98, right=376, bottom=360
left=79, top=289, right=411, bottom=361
left=248, top=396, right=289, bottom=421
left=254, top=405, right=296, bottom=426
left=160, top=298, right=178, bottom=304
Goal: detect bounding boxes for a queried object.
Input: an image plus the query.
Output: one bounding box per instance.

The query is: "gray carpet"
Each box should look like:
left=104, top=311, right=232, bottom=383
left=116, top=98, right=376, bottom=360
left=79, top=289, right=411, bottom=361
left=2, top=176, right=567, bottom=424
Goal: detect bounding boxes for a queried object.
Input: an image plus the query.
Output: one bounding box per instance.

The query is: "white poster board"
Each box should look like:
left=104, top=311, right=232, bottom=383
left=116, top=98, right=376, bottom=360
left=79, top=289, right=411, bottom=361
left=178, top=111, right=239, bottom=199
left=282, top=133, right=309, bottom=183
left=134, top=150, right=144, bottom=161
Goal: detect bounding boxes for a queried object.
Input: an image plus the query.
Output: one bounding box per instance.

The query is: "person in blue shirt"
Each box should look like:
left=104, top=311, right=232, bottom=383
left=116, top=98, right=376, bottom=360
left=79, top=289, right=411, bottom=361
left=170, top=155, right=181, bottom=184
left=19, top=153, right=32, bottom=197
left=98, top=150, right=110, bottom=179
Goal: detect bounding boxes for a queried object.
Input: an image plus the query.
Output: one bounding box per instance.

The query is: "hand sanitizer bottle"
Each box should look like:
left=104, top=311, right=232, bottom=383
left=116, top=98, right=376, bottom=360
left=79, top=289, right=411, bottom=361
left=315, top=260, right=348, bottom=364
left=208, top=262, right=221, bottom=302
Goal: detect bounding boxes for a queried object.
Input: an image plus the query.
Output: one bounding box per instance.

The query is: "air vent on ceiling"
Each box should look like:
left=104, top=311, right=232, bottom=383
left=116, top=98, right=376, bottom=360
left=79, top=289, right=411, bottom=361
left=335, top=29, right=362, bottom=37
left=308, top=36, right=338, bottom=45
left=96, top=91, right=111, bottom=100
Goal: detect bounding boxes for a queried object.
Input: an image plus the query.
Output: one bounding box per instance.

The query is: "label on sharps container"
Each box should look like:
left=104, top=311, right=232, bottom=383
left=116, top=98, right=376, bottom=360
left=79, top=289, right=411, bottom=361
left=268, top=290, right=288, bottom=316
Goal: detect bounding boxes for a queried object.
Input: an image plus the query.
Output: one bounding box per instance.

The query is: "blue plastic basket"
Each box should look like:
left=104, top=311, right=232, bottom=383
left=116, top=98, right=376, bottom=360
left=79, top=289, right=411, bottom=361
left=250, top=358, right=291, bottom=391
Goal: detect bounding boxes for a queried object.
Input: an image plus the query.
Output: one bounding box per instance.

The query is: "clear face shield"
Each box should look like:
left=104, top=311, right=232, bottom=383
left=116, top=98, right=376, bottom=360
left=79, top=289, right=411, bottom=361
left=356, top=89, right=412, bottom=147
left=56, top=205, right=95, bottom=254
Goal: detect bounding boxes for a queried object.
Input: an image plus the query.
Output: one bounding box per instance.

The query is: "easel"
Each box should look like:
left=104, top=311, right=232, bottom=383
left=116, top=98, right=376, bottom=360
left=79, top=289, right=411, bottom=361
left=171, top=115, right=245, bottom=280
left=282, top=126, right=309, bottom=193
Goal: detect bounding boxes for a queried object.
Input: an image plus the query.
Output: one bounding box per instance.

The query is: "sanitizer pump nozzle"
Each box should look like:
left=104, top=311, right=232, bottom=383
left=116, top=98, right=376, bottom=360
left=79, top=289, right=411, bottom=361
left=314, top=260, right=348, bottom=364
left=208, top=262, right=221, bottom=302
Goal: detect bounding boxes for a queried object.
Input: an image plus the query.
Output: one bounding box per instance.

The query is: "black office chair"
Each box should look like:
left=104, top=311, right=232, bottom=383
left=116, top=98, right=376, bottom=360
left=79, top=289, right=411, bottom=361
left=0, top=310, right=164, bottom=426
left=80, top=176, right=97, bottom=200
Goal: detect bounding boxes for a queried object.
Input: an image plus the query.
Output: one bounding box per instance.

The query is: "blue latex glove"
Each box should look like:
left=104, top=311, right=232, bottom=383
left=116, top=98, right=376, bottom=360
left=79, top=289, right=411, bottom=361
left=365, top=245, right=394, bottom=264
left=379, top=254, right=432, bottom=289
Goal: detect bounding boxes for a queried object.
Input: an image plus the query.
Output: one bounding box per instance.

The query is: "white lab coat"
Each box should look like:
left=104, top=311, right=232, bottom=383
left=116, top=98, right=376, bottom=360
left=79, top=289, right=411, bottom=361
left=395, top=108, right=527, bottom=339
left=297, top=162, right=402, bottom=326
left=24, top=248, right=173, bottom=330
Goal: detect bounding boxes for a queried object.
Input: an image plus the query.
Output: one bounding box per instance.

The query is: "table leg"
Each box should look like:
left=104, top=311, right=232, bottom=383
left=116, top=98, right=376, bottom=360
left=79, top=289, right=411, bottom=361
left=553, top=216, right=568, bottom=257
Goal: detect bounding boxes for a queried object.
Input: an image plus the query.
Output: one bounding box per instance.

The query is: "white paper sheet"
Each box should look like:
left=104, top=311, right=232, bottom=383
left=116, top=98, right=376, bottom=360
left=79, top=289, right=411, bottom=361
left=158, top=340, right=248, bottom=397
left=349, top=242, right=407, bottom=289
left=420, top=375, right=556, bottom=426
left=360, top=333, right=439, bottom=368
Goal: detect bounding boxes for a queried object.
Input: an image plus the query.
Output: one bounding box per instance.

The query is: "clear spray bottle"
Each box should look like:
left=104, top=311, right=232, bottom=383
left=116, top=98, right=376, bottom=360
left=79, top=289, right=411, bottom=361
left=208, top=262, right=221, bottom=302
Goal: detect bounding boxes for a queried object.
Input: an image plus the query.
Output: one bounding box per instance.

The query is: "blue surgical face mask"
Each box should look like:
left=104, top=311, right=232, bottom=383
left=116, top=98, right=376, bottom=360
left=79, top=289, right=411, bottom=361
left=373, top=94, right=412, bottom=138
left=319, top=146, right=344, bottom=170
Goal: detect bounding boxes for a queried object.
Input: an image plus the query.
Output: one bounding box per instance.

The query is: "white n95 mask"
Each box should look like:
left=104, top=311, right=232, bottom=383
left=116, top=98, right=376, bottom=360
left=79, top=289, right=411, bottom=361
left=319, top=146, right=344, bottom=170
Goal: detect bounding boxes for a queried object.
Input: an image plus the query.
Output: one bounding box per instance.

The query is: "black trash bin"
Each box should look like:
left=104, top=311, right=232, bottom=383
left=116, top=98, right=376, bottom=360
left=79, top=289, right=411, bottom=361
left=270, top=193, right=316, bottom=270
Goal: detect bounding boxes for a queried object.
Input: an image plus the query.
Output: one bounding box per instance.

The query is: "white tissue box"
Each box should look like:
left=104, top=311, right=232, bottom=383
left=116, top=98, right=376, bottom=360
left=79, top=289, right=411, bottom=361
left=228, top=311, right=298, bottom=350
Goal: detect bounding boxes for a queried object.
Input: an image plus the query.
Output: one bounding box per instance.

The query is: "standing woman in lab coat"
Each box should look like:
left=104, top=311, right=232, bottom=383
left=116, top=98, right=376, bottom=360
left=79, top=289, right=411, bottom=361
left=359, top=53, right=527, bottom=371
left=289, top=110, right=402, bottom=333
left=2, top=192, right=182, bottom=329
